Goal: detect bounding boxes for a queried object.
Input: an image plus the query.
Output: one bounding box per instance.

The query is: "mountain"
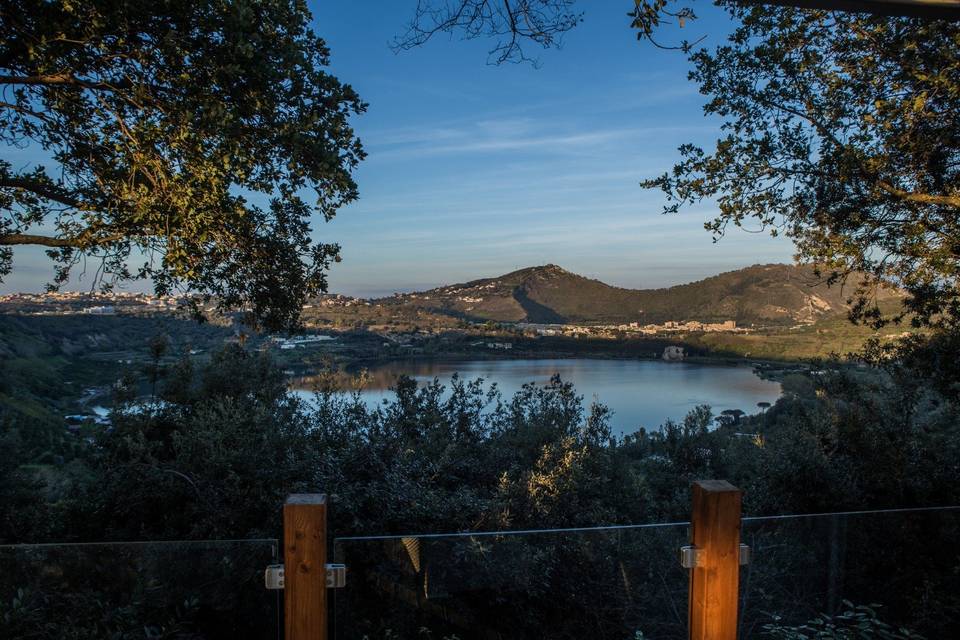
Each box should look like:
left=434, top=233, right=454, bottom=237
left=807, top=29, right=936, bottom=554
left=378, top=263, right=903, bottom=326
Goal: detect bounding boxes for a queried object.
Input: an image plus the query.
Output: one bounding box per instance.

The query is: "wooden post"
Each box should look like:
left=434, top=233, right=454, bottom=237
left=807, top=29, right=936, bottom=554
left=688, top=480, right=742, bottom=640
left=284, top=494, right=328, bottom=640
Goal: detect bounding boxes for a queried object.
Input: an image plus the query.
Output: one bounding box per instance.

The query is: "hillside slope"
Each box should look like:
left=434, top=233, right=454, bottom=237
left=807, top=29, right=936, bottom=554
left=379, top=263, right=902, bottom=326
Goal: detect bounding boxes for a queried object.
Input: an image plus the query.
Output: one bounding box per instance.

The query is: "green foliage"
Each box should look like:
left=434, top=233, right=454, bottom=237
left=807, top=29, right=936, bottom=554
left=763, top=603, right=924, bottom=639
left=863, top=330, right=960, bottom=403
left=0, top=426, right=50, bottom=542
left=3, top=346, right=959, bottom=637
left=643, top=6, right=960, bottom=335
left=734, top=366, right=960, bottom=515
left=1, top=587, right=198, bottom=640
left=1, top=539, right=277, bottom=640
left=629, top=2, right=960, bottom=400
left=0, top=0, right=366, bottom=330
left=62, top=344, right=313, bottom=539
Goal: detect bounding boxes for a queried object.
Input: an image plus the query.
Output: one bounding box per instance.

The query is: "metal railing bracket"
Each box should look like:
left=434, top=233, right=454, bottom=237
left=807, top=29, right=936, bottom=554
left=679, top=544, right=751, bottom=568
left=265, top=563, right=347, bottom=590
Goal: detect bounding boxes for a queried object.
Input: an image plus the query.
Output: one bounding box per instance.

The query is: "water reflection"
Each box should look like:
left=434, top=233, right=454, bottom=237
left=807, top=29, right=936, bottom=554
left=292, top=358, right=781, bottom=436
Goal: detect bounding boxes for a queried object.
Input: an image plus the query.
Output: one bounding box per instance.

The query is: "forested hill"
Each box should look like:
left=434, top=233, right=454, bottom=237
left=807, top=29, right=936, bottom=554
left=379, top=263, right=903, bottom=326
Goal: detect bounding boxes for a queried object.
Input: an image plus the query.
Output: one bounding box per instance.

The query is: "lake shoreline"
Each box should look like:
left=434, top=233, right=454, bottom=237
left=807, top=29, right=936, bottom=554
left=291, top=356, right=783, bottom=435
left=327, top=350, right=799, bottom=377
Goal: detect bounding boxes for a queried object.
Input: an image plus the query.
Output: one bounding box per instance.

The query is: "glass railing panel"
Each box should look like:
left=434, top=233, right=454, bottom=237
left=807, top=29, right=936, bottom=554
left=740, top=507, right=960, bottom=639
left=333, top=523, right=690, bottom=640
left=0, top=538, right=280, bottom=639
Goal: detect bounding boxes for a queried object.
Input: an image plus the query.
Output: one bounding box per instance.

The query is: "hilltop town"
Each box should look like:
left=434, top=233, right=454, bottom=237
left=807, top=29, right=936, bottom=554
left=0, top=291, right=189, bottom=317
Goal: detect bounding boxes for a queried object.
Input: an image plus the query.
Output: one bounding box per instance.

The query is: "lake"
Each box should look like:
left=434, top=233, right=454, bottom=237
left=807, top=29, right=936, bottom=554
left=292, top=358, right=781, bottom=436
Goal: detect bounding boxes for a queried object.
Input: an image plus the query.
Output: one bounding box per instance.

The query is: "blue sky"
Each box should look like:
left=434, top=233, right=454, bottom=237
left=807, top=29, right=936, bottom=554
left=2, top=2, right=795, bottom=297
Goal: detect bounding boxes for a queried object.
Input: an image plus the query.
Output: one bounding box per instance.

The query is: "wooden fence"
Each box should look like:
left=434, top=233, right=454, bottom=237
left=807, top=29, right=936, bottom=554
left=282, top=480, right=743, bottom=640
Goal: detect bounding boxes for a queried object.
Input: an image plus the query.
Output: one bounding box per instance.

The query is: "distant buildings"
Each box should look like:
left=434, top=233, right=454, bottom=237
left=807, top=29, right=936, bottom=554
left=518, top=319, right=745, bottom=339
left=0, top=291, right=185, bottom=316
left=84, top=305, right=116, bottom=315
left=635, top=319, right=739, bottom=334
left=269, top=334, right=335, bottom=350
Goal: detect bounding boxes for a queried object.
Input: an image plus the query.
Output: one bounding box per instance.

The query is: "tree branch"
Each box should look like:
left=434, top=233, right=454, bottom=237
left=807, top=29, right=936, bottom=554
left=0, top=233, right=125, bottom=248
left=0, top=73, right=131, bottom=92
left=0, top=177, right=85, bottom=208
left=0, top=100, right=54, bottom=123
left=876, top=182, right=960, bottom=209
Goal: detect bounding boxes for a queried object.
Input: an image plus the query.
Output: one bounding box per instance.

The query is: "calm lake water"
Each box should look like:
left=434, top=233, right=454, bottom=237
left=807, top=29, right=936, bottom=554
left=292, top=358, right=781, bottom=436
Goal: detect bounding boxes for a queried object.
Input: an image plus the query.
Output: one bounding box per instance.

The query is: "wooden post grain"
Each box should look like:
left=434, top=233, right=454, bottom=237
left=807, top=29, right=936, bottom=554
left=688, top=480, right=742, bottom=640
left=284, top=494, right=328, bottom=640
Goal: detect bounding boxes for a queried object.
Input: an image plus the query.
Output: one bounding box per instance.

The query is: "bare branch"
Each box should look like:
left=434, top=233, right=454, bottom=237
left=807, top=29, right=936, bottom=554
left=393, top=0, right=583, bottom=65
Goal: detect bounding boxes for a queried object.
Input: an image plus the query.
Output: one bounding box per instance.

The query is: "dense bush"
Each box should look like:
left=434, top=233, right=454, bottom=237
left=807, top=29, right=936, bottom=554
left=2, top=345, right=959, bottom=637
left=763, top=603, right=925, bottom=639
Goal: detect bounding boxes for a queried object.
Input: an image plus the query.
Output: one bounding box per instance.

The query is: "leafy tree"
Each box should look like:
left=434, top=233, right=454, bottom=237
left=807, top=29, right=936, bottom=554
left=643, top=6, right=960, bottom=333
left=0, top=0, right=365, bottom=330
left=0, top=424, right=50, bottom=543
left=145, top=332, right=168, bottom=398
left=64, top=346, right=315, bottom=540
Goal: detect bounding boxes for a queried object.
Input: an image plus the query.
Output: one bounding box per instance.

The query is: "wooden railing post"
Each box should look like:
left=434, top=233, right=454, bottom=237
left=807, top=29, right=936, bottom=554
left=688, top=480, right=742, bottom=640
left=284, top=494, right=328, bottom=640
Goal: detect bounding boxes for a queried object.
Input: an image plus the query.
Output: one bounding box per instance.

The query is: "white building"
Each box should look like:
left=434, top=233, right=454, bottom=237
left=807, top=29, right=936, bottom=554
left=662, top=346, right=685, bottom=361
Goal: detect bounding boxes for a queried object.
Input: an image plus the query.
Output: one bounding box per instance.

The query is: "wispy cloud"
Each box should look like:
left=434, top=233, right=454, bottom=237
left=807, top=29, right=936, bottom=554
left=363, top=112, right=715, bottom=161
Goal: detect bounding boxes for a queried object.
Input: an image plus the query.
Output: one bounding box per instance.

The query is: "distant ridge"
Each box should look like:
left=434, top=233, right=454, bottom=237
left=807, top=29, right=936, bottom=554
left=377, top=263, right=902, bottom=326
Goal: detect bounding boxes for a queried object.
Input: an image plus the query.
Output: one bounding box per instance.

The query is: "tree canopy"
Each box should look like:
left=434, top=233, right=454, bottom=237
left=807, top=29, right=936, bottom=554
left=0, top=0, right=365, bottom=330
left=643, top=5, right=960, bottom=331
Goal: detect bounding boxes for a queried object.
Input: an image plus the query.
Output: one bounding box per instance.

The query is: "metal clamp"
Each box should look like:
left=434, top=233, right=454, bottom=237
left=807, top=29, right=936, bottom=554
left=264, top=563, right=347, bottom=590
left=679, top=544, right=751, bottom=568
left=679, top=545, right=701, bottom=568
left=265, top=564, right=285, bottom=589
left=326, top=563, right=347, bottom=588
